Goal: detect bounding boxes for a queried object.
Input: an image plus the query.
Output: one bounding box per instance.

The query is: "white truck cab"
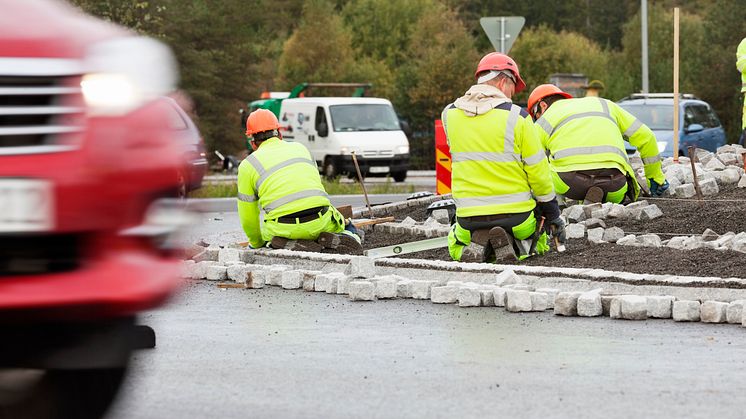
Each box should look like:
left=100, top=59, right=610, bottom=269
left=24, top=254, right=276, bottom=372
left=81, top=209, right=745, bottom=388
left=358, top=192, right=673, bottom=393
left=278, top=97, right=410, bottom=181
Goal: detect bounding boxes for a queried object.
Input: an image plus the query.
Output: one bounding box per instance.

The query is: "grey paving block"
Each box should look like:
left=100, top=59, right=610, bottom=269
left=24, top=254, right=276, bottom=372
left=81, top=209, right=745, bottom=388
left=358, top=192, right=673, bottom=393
left=193, top=246, right=220, bottom=262
left=646, top=296, right=675, bottom=319
left=529, top=292, right=550, bottom=311
left=348, top=281, right=375, bottom=301
left=638, top=234, right=662, bottom=248
left=699, top=177, right=719, bottom=196
left=607, top=204, right=628, bottom=218
left=566, top=223, right=586, bottom=239
left=314, top=272, right=344, bottom=292
left=397, top=280, right=414, bottom=298
left=493, top=288, right=508, bottom=307
left=535, top=288, right=559, bottom=309
left=458, top=287, right=482, bottom=307
left=674, top=183, right=696, bottom=198
left=610, top=295, right=647, bottom=320
left=431, top=286, right=458, bottom=304
left=577, top=290, right=603, bottom=317
left=344, top=256, right=376, bottom=278
left=411, top=280, right=436, bottom=300
left=205, top=265, right=228, bottom=281
left=281, top=270, right=303, bottom=289
left=565, top=205, right=586, bottom=223
left=637, top=204, right=663, bottom=221
left=672, top=300, right=701, bottom=322
left=554, top=292, right=582, bottom=316
left=726, top=300, right=745, bottom=324
left=374, top=276, right=398, bottom=299
left=601, top=295, right=615, bottom=316
left=302, top=270, right=322, bottom=291
left=505, top=290, right=532, bottom=312
left=602, top=227, right=625, bottom=243
left=494, top=269, right=521, bottom=286
left=587, top=227, right=606, bottom=244
left=700, top=301, right=728, bottom=323
left=480, top=288, right=495, bottom=306
left=218, top=248, right=252, bottom=263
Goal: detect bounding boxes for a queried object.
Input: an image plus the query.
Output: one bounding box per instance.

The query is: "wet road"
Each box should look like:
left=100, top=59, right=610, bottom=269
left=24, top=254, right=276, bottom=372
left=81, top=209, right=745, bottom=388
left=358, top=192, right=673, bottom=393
left=109, top=280, right=746, bottom=419
left=108, top=211, right=746, bottom=419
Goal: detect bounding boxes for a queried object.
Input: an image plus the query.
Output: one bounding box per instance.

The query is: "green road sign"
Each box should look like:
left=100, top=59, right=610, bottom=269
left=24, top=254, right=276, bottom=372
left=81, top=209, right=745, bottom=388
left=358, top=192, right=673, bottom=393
left=480, top=17, right=525, bottom=54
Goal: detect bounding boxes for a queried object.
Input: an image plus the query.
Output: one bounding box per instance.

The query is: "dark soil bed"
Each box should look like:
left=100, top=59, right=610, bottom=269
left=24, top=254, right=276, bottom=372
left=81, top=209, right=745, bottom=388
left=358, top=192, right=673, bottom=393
left=360, top=186, right=746, bottom=278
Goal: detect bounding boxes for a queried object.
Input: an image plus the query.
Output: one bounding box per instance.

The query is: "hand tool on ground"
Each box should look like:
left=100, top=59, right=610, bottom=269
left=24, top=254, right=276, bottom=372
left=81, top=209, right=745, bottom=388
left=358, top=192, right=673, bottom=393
left=688, top=145, right=703, bottom=200
left=350, top=151, right=373, bottom=218
left=527, top=216, right=545, bottom=256
left=365, top=236, right=449, bottom=259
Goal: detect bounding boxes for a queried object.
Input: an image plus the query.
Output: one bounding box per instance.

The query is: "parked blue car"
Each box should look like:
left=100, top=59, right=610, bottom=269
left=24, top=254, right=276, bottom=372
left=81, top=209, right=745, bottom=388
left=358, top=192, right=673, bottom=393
left=617, top=94, right=727, bottom=158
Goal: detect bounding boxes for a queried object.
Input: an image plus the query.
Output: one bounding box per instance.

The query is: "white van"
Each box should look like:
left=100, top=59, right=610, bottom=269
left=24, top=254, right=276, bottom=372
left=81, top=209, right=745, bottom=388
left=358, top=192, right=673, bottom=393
left=278, top=97, right=410, bottom=182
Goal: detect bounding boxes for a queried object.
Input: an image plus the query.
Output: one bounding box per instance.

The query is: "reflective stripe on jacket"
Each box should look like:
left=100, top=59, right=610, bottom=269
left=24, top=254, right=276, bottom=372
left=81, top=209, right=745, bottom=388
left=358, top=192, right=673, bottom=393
left=534, top=97, right=666, bottom=198
left=236, top=137, right=330, bottom=248
left=443, top=102, right=555, bottom=218
left=737, top=38, right=746, bottom=93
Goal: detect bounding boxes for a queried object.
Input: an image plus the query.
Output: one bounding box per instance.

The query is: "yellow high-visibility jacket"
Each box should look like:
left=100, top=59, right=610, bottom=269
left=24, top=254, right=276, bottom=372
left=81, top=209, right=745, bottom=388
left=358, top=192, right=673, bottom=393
left=443, top=102, right=555, bottom=218
left=237, top=137, right=331, bottom=248
left=737, top=38, right=746, bottom=93
left=534, top=97, right=666, bottom=199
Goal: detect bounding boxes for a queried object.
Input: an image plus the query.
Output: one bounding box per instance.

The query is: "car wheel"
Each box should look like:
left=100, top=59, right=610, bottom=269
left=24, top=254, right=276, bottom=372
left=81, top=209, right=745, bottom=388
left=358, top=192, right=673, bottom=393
left=0, top=367, right=128, bottom=419
left=323, top=158, right=338, bottom=180
left=176, top=171, right=187, bottom=199
left=392, top=170, right=407, bottom=183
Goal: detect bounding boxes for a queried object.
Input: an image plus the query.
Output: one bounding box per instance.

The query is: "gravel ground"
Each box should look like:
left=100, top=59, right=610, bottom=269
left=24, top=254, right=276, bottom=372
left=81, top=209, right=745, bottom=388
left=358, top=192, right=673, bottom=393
left=360, top=186, right=746, bottom=278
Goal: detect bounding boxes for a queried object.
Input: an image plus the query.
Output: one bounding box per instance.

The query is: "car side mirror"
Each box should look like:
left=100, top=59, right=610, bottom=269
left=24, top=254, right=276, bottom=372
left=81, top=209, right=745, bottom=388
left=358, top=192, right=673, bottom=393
left=317, top=122, right=328, bottom=137
left=399, top=120, right=412, bottom=137
left=685, top=123, right=704, bottom=133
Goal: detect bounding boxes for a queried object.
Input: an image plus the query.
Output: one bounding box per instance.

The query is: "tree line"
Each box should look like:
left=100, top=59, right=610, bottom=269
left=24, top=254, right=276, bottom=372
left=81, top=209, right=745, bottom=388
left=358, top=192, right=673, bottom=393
left=71, top=0, right=746, bottom=169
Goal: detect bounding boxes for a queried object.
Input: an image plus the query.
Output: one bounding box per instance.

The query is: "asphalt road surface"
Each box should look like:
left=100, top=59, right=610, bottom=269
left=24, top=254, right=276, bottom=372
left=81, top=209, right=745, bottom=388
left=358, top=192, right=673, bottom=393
left=204, top=170, right=437, bottom=191
left=108, top=214, right=746, bottom=419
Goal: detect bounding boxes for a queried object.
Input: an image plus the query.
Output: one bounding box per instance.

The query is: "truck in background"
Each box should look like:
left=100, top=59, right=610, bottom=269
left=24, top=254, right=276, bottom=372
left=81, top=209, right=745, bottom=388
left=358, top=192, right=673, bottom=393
left=241, top=83, right=411, bottom=182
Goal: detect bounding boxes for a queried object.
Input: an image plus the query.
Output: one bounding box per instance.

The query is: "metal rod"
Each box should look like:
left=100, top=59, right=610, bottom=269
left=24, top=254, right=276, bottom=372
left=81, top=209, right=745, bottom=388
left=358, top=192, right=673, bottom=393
left=350, top=151, right=373, bottom=217
left=672, top=7, right=680, bottom=162
left=687, top=145, right=703, bottom=200
left=500, top=17, right=506, bottom=53
left=641, top=0, right=649, bottom=93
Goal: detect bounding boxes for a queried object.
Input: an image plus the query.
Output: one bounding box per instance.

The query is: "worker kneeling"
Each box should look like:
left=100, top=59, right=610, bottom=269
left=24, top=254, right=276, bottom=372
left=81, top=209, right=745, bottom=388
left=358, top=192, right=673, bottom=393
left=528, top=84, right=669, bottom=204
left=442, top=53, right=565, bottom=262
left=237, top=109, right=362, bottom=254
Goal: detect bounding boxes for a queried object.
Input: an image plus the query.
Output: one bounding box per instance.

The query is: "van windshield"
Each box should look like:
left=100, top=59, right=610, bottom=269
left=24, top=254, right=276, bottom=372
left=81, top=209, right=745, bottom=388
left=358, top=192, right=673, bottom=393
left=618, top=104, right=675, bottom=130
left=329, top=104, right=400, bottom=132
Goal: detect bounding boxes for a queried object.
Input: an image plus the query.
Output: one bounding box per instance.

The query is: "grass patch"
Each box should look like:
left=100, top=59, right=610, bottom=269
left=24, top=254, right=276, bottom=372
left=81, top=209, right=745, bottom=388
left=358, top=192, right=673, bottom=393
left=189, top=177, right=415, bottom=199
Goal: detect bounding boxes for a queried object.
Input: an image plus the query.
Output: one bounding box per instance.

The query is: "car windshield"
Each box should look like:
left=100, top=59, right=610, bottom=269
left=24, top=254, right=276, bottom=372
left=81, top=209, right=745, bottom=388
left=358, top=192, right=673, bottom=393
left=329, top=104, right=400, bottom=132
left=619, top=104, right=675, bottom=130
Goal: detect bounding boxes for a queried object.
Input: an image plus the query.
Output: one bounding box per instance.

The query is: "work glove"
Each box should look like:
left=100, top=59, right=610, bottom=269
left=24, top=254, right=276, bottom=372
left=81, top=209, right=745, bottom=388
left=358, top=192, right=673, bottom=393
left=548, top=217, right=566, bottom=244
left=649, top=179, right=670, bottom=197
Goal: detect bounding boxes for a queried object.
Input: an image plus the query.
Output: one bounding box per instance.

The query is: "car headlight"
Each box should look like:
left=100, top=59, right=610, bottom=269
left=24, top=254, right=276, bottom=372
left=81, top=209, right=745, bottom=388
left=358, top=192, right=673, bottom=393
left=396, top=145, right=410, bottom=154
left=81, top=36, right=178, bottom=116
left=657, top=141, right=668, bottom=153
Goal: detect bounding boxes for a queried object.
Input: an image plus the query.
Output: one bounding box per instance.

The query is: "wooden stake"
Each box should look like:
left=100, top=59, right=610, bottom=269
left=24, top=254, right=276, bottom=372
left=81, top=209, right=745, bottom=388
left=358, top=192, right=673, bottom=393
left=350, top=151, right=373, bottom=218
left=672, top=7, right=680, bottom=162
left=351, top=216, right=395, bottom=227
left=688, top=146, right=703, bottom=200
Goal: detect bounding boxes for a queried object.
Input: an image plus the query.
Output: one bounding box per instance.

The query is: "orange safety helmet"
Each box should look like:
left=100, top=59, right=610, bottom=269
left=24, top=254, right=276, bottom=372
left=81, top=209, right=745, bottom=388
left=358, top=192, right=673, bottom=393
left=474, top=52, right=526, bottom=93
left=245, top=109, right=280, bottom=137
left=527, top=84, right=573, bottom=118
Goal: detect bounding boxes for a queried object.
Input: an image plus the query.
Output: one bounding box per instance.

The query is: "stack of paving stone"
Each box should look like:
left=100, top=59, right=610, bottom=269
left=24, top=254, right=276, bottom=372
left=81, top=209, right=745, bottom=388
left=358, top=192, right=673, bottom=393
left=181, top=253, right=746, bottom=327
left=352, top=193, right=451, bottom=218
left=615, top=229, right=746, bottom=253
left=561, top=200, right=663, bottom=244
left=374, top=215, right=452, bottom=238
left=656, top=144, right=746, bottom=196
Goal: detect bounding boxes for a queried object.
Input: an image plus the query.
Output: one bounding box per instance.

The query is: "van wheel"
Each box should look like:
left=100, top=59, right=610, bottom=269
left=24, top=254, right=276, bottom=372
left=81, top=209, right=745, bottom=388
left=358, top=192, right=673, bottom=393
left=0, top=366, right=128, bottom=419
left=176, top=171, right=188, bottom=199
left=323, top=158, right=338, bottom=180
left=392, top=170, right=407, bottom=183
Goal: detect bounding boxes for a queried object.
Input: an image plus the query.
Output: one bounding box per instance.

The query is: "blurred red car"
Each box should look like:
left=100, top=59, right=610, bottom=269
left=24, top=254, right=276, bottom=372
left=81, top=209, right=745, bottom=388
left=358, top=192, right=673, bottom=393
left=0, top=1, right=187, bottom=417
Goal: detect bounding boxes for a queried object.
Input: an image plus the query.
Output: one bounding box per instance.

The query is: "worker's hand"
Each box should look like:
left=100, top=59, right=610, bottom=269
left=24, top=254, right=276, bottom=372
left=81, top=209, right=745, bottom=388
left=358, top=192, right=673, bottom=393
left=649, top=179, right=670, bottom=196
left=548, top=217, right=566, bottom=244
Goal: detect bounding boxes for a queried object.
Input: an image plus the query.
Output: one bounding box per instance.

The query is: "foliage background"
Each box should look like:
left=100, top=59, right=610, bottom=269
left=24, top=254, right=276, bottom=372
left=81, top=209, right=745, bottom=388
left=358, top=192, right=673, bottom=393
left=71, top=0, right=746, bottom=169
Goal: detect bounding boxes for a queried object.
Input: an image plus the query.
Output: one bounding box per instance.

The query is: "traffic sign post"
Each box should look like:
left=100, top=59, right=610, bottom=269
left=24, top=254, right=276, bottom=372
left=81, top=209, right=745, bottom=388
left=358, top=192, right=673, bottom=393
left=479, top=17, right=525, bottom=54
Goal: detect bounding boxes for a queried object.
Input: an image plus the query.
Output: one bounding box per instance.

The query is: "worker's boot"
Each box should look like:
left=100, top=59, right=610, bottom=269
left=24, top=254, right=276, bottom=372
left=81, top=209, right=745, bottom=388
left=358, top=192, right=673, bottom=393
left=583, top=186, right=604, bottom=204
left=467, top=228, right=493, bottom=262
left=488, top=227, right=518, bottom=262
left=317, top=232, right=363, bottom=255
left=270, top=237, right=324, bottom=253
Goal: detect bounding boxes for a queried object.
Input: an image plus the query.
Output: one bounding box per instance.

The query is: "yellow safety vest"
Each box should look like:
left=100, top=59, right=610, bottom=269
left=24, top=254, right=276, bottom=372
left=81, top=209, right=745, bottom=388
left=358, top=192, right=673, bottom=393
left=534, top=97, right=665, bottom=198
left=737, top=38, right=746, bottom=93
left=237, top=137, right=330, bottom=248
left=443, top=103, right=555, bottom=218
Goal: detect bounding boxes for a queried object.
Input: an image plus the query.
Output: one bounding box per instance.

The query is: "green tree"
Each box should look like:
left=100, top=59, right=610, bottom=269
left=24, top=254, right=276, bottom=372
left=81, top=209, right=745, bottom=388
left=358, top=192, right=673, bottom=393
left=510, top=25, right=610, bottom=101
left=395, top=2, right=479, bottom=169
left=275, top=0, right=358, bottom=88
left=69, top=0, right=166, bottom=36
